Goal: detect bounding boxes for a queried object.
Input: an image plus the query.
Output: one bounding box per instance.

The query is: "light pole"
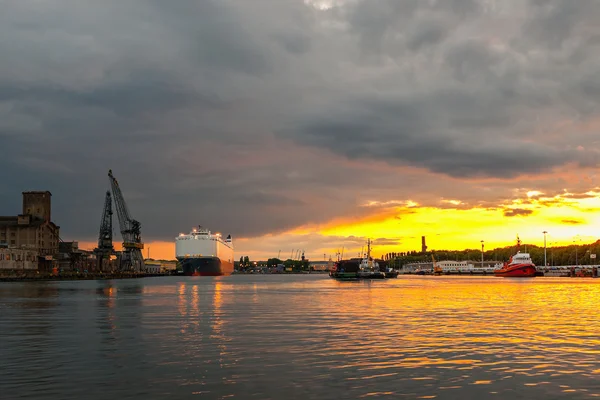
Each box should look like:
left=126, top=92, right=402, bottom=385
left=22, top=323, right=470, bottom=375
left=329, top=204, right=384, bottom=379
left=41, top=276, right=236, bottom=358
left=481, top=240, right=484, bottom=268
left=574, top=236, right=581, bottom=266
left=543, top=231, right=547, bottom=267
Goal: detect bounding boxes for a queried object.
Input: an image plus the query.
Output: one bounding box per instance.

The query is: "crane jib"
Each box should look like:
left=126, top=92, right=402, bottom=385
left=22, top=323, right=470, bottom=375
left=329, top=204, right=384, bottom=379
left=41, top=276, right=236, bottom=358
left=106, top=169, right=145, bottom=272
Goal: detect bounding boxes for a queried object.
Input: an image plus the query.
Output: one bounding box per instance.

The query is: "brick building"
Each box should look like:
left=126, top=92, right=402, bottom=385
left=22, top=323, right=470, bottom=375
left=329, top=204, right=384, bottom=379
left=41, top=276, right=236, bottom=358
left=0, top=191, right=60, bottom=271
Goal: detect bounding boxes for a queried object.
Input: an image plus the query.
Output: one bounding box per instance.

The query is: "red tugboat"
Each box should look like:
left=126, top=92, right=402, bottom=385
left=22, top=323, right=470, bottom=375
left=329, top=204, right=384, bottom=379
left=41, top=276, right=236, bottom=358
left=494, top=236, right=537, bottom=278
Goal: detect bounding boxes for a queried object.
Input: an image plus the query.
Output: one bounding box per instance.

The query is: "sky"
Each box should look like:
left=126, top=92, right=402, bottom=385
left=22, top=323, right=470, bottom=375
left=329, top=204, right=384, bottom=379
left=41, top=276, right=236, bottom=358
left=1, top=0, right=600, bottom=261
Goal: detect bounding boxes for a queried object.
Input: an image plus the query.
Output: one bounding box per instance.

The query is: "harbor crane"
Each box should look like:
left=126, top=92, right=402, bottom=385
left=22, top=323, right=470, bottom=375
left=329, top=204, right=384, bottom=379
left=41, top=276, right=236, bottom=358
left=93, top=191, right=115, bottom=271
left=108, top=170, right=145, bottom=272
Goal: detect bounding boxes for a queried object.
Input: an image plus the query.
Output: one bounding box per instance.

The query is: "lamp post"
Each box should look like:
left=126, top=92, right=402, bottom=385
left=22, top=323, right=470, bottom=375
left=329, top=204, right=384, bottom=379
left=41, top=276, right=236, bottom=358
left=481, top=240, right=484, bottom=268
left=574, top=236, right=581, bottom=267
left=543, top=231, right=547, bottom=267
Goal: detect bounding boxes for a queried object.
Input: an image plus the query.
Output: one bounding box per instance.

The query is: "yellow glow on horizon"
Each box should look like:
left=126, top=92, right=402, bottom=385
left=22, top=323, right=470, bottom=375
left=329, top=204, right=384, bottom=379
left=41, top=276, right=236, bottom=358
left=76, top=192, right=600, bottom=261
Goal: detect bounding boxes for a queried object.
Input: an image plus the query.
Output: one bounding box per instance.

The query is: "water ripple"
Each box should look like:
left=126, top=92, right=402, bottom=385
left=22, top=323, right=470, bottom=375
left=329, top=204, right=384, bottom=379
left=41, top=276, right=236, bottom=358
left=2, top=276, right=600, bottom=399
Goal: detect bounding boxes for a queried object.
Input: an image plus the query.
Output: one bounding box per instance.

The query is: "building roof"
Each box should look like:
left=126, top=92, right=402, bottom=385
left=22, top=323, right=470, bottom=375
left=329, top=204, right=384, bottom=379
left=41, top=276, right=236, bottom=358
left=0, top=216, right=48, bottom=228
left=0, top=216, right=18, bottom=227
left=22, top=191, right=52, bottom=196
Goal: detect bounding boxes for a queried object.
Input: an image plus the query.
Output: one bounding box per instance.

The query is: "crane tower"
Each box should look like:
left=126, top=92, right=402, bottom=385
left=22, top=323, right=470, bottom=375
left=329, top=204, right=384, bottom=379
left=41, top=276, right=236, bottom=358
left=94, top=191, right=114, bottom=271
left=108, top=170, right=145, bottom=272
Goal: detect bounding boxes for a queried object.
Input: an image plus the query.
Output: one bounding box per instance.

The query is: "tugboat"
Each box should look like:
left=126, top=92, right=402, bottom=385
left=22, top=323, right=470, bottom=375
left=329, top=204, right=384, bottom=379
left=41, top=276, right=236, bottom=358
left=358, top=239, right=386, bottom=279
left=330, top=239, right=386, bottom=280
left=494, top=236, right=537, bottom=278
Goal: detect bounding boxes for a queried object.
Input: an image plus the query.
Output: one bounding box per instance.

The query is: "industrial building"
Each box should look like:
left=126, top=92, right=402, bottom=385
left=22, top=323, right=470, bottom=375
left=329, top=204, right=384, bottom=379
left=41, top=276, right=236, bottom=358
left=0, top=191, right=60, bottom=271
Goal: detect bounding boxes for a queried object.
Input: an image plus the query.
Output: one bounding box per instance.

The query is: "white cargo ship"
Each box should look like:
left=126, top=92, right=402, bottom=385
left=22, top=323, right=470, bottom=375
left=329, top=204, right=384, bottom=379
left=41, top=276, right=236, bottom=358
left=175, top=226, right=234, bottom=276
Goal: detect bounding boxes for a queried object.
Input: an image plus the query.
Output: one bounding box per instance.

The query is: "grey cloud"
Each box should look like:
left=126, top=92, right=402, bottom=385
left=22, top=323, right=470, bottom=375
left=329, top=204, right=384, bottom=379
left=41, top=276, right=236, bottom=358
left=294, top=88, right=579, bottom=178
left=522, top=0, right=595, bottom=49
left=1, top=0, right=600, bottom=246
left=406, top=19, right=448, bottom=51
left=373, top=237, right=403, bottom=246
left=503, top=208, right=534, bottom=217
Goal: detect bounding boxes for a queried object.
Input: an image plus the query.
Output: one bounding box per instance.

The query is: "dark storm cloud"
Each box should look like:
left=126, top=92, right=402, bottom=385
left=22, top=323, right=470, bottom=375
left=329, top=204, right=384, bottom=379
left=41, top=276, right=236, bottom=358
left=285, top=0, right=600, bottom=178
left=503, top=208, right=534, bottom=217
left=1, top=0, right=600, bottom=243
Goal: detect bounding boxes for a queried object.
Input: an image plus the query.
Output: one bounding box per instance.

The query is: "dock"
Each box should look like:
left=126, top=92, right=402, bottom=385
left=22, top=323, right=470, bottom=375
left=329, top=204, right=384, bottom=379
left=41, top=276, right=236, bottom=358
left=0, top=271, right=173, bottom=282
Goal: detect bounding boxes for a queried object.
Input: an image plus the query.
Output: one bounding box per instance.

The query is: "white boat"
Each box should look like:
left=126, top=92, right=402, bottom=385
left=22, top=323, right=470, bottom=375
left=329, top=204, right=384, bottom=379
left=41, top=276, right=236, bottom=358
left=175, top=226, right=234, bottom=276
left=357, top=239, right=385, bottom=279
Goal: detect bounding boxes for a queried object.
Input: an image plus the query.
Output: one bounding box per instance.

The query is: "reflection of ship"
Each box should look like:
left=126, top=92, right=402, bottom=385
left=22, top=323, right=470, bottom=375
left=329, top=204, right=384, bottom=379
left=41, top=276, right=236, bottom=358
left=176, top=226, right=234, bottom=276
left=494, top=236, right=537, bottom=278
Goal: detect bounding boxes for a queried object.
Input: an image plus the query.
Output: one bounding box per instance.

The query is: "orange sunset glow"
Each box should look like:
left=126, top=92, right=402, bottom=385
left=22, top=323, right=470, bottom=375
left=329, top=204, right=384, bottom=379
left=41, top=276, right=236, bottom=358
left=78, top=188, right=600, bottom=261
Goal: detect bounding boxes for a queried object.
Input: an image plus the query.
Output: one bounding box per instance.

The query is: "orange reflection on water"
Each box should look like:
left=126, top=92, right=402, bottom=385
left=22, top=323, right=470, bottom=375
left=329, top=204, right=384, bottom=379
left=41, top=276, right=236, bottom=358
left=211, top=280, right=225, bottom=339
left=281, top=276, right=600, bottom=397
left=191, top=284, right=199, bottom=321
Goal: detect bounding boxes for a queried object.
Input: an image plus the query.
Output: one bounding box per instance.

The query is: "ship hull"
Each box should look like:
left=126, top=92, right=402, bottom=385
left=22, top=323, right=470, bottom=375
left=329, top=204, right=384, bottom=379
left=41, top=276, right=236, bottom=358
left=494, top=263, right=537, bottom=278
left=178, top=257, right=234, bottom=276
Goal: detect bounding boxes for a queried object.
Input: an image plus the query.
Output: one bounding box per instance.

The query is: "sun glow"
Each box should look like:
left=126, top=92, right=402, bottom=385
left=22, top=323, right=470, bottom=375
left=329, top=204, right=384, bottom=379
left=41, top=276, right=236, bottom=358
left=76, top=193, right=600, bottom=261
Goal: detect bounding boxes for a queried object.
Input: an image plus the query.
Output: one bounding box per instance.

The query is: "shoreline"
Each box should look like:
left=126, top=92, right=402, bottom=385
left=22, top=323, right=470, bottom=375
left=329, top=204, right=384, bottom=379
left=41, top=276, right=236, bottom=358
left=0, top=272, right=172, bottom=282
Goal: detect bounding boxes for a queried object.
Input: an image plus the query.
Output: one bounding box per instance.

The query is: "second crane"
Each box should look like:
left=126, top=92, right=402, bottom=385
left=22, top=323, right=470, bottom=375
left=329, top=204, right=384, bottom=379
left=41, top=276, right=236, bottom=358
left=108, top=169, right=145, bottom=272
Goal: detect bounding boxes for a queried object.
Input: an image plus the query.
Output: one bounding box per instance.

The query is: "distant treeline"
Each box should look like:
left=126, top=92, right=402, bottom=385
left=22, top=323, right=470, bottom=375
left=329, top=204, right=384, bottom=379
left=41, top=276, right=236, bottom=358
left=383, top=240, right=600, bottom=267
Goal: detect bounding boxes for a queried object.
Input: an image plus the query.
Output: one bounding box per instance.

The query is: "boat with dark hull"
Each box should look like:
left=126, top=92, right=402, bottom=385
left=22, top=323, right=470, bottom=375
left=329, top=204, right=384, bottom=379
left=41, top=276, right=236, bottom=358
left=330, top=239, right=388, bottom=280
left=176, top=226, right=234, bottom=277
left=180, top=256, right=234, bottom=276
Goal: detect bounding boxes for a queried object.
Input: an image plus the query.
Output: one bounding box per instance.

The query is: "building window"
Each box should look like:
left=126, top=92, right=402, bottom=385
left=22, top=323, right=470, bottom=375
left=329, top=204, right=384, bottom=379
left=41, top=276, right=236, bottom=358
left=11, top=240, right=15, bottom=245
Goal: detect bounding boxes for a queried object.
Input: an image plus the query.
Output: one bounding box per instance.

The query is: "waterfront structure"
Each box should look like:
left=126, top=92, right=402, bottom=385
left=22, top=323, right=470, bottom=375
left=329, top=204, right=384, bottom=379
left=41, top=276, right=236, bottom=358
left=144, top=260, right=177, bottom=273
left=57, top=242, right=101, bottom=272
left=0, top=191, right=60, bottom=271
left=421, top=236, right=427, bottom=253
left=0, top=247, right=39, bottom=270
left=404, top=260, right=502, bottom=274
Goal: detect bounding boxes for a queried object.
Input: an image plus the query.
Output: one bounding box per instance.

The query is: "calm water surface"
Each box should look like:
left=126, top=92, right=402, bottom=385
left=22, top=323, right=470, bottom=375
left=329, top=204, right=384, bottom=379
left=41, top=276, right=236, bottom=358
left=2, top=275, right=600, bottom=399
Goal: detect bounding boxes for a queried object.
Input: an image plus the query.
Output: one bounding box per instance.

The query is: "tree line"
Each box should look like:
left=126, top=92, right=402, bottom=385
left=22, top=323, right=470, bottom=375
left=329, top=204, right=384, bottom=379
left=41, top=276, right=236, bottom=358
left=383, top=240, right=600, bottom=268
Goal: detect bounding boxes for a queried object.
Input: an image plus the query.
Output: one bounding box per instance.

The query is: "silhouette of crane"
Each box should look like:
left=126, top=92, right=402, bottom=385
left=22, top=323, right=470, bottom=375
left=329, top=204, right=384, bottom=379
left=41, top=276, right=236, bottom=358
left=93, top=191, right=114, bottom=271
left=108, top=170, right=145, bottom=272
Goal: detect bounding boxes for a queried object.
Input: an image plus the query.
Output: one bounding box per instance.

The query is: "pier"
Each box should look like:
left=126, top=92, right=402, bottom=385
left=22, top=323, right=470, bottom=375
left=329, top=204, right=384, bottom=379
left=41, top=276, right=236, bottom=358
left=0, top=270, right=173, bottom=282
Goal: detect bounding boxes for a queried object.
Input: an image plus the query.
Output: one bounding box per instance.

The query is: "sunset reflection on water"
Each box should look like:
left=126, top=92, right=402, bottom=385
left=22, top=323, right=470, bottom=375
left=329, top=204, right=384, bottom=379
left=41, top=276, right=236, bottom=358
left=2, top=275, right=600, bottom=399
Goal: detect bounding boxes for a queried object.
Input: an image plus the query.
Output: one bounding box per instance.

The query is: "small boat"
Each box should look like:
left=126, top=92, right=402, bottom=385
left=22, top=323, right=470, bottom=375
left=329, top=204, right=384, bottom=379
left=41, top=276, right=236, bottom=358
left=384, top=268, right=399, bottom=278
left=330, top=239, right=387, bottom=280
left=494, top=236, right=537, bottom=278
left=357, top=241, right=386, bottom=279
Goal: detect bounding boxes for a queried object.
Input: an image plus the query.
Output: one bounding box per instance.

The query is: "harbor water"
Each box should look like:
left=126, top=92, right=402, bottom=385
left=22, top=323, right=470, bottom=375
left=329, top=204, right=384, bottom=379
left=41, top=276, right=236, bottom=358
left=2, top=275, right=600, bottom=399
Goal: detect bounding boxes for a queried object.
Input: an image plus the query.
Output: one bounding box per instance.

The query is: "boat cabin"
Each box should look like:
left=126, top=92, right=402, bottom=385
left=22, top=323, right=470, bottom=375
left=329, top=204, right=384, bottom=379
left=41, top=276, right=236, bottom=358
left=510, top=252, right=533, bottom=265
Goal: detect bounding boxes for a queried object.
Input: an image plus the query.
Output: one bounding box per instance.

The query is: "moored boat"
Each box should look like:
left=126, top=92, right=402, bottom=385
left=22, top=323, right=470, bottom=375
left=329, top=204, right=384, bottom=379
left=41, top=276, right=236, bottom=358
left=494, top=237, right=536, bottom=278
left=176, top=226, right=234, bottom=276
left=330, top=239, right=388, bottom=280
